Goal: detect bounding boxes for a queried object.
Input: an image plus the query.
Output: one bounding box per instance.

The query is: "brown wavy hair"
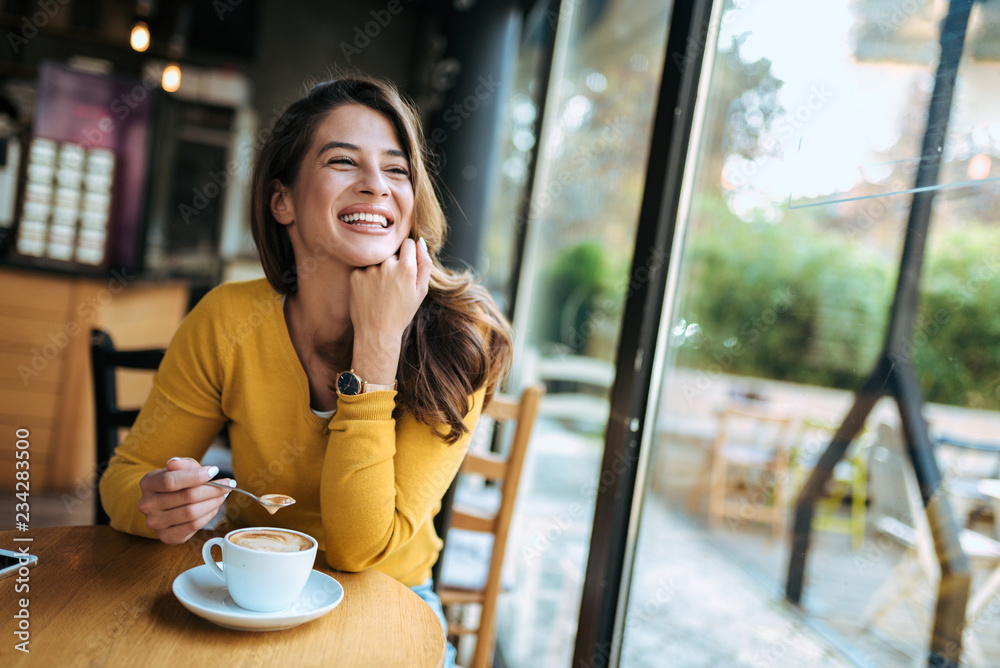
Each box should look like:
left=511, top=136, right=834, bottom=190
left=250, top=76, right=512, bottom=442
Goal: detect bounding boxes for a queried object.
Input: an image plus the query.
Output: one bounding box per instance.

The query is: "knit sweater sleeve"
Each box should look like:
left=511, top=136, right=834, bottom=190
left=98, top=288, right=230, bottom=538
left=320, top=387, right=485, bottom=571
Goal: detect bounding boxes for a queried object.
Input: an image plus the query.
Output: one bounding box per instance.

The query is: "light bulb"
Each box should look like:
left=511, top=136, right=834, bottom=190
left=130, top=22, right=150, bottom=52
left=968, top=153, right=991, bottom=180
left=162, top=63, right=181, bottom=93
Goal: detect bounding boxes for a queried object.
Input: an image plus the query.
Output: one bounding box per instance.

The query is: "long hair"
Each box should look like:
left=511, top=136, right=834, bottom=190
left=250, top=76, right=512, bottom=442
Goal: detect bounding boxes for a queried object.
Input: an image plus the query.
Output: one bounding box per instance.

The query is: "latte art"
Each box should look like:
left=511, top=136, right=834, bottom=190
left=229, top=529, right=313, bottom=553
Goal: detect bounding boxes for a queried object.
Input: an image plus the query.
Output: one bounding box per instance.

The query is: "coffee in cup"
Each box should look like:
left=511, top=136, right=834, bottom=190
left=201, top=527, right=318, bottom=612
left=228, top=528, right=313, bottom=553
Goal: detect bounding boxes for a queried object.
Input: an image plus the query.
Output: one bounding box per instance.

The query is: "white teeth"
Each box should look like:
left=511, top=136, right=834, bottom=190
left=339, top=213, right=390, bottom=228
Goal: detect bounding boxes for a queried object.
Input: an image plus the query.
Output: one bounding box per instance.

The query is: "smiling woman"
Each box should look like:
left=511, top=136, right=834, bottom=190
left=269, top=104, right=415, bottom=284
left=98, top=75, right=512, bottom=668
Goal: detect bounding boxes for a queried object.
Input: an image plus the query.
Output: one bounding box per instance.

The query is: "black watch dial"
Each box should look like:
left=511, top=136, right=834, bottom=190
left=336, top=371, right=362, bottom=395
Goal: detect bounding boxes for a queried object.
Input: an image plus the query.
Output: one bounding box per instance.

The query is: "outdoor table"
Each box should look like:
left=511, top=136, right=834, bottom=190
left=0, top=525, right=445, bottom=667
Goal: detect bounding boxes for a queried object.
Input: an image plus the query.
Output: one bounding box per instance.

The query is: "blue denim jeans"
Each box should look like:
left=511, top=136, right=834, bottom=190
left=410, top=579, right=457, bottom=668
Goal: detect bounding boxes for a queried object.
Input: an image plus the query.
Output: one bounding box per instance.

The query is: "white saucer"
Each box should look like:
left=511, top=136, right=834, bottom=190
left=172, top=564, right=344, bottom=631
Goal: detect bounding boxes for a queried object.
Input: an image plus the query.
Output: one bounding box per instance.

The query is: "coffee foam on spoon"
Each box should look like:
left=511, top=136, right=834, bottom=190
left=259, top=494, right=295, bottom=514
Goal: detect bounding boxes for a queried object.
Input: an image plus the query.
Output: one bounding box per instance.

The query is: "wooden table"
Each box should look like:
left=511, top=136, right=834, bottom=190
left=0, top=526, right=445, bottom=667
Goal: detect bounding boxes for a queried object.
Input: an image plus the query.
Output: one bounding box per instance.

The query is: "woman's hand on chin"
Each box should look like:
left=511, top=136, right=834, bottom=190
left=348, top=237, right=431, bottom=380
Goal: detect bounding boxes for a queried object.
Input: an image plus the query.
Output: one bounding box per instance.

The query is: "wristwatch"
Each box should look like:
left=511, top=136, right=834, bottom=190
left=335, top=369, right=397, bottom=396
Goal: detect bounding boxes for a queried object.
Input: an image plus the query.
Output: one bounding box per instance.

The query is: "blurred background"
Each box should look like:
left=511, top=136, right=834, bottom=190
left=2, top=0, right=1000, bottom=666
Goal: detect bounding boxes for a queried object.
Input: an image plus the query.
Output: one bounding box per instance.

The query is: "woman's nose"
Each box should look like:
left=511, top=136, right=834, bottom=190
left=356, top=163, right=389, bottom=197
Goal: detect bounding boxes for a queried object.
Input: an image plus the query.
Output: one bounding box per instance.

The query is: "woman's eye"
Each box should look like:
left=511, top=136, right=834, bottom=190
left=387, top=166, right=410, bottom=176
left=327, top=157, right=353, bottom=166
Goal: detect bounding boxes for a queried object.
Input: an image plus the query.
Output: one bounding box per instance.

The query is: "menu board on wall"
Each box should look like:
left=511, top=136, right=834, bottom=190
left=17, top=139, right=116, bottom=265
left=11, top=61, right=152, bottom=271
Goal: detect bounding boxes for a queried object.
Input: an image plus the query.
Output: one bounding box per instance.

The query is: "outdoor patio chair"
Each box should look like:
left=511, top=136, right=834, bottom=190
left=528, top=350, right=613, bottom=434
left=701, top=404, right=797, bottom=539
left=790, top=417, right=873, bottom=550
left=437, top=384, right=544, bottom=668
left=864, top=421, right=1000, bottom=665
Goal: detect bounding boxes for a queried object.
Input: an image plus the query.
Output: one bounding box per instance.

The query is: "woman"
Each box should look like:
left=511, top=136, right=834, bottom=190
left=100, top=76, right=512, bottom=656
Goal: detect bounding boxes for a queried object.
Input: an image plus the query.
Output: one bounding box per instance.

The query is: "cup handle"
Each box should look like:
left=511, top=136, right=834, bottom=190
left=201, top=537, right=226, bottom=582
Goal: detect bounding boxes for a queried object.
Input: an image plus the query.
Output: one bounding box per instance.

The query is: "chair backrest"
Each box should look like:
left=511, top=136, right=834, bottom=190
left=437, top=383, right=544, bottom=668
left=791, top=416, right=839, bottom=469
left=869, top=421, right=938, bottom=577
left=715, top=404, right=795, bottom=458
left=90, top=328, right=165, bottom=525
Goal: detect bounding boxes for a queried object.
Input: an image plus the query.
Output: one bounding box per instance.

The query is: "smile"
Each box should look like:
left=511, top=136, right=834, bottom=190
left=338, top=213, right=390, bottom=228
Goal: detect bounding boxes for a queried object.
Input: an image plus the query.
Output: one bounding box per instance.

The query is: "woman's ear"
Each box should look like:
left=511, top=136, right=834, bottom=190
left=270, top=180, right=294, bottom=225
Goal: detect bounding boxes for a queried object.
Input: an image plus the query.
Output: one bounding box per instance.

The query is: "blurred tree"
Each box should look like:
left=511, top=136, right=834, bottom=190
left=697, top=30, right=783, bottom=198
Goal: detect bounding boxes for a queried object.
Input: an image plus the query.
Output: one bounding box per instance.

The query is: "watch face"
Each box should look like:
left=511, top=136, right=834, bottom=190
left=337, top=371, right=362, bottom=395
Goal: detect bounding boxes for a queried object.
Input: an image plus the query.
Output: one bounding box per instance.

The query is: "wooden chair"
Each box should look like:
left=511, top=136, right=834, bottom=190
left=704, top=404, right=796, bottom=538
left=437, top=384, right=544, bottom=668
left=89, top=328, right=166, bottom=525
left=864, top=421, right=1000, bottom=665
left=790, top=416, right=873, bottom=550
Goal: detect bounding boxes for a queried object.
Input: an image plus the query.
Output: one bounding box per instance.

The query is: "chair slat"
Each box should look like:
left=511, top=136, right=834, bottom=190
left=435, top=383, right=545, bottom=668
left=460, top=452, right=507, bottom=479
left=439, top=589, right=486, bottom=605
left=484, top=395, right=520, bottom=421
left=449, top=508, right=497, bottom=534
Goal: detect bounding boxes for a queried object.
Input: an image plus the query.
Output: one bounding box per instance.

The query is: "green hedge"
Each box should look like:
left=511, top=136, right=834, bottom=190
left=913, top=226, right=1000, bottom=409
left=676, top=200, right=1000, bottom=410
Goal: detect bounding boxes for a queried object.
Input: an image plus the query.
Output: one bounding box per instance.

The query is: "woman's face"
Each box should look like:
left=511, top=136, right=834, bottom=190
left=271, top=104, right=415, bottom=271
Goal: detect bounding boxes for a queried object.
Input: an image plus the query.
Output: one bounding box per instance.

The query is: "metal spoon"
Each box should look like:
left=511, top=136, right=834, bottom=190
left=204, top=481, right=296, bottom=515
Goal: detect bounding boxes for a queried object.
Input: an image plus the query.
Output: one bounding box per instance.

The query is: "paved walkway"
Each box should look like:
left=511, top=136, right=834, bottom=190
left=495, top=369, right=1000, bottom=667
left=621, top=495, right=855, bottom=668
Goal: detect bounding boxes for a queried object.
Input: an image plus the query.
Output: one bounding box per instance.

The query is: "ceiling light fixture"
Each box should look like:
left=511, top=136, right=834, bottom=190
left=161, top=63, right=181, bottom=92
left=130, top=21, right=150, bottom=52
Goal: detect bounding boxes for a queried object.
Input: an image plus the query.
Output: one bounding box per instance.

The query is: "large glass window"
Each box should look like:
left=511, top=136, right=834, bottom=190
left=621, top=0, right=1000, bottom=666
left=492, top=1, right=673, bottom=665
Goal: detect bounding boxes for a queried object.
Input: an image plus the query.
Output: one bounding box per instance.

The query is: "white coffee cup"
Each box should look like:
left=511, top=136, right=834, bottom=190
left=201, top=527, right=318, bottom=612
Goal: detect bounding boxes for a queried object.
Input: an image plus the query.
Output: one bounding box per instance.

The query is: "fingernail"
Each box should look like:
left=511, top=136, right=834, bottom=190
left=167, top=457, right=181, bottom=463
left=418, top=236, right=427, bottom=252
left=206, top=465, right=219, bottom=479
left=225, top=479, right=237, bottom=487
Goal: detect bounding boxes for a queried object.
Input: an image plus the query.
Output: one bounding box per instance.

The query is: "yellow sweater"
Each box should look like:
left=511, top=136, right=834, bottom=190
left=100, top=278, right=482, bottom=587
